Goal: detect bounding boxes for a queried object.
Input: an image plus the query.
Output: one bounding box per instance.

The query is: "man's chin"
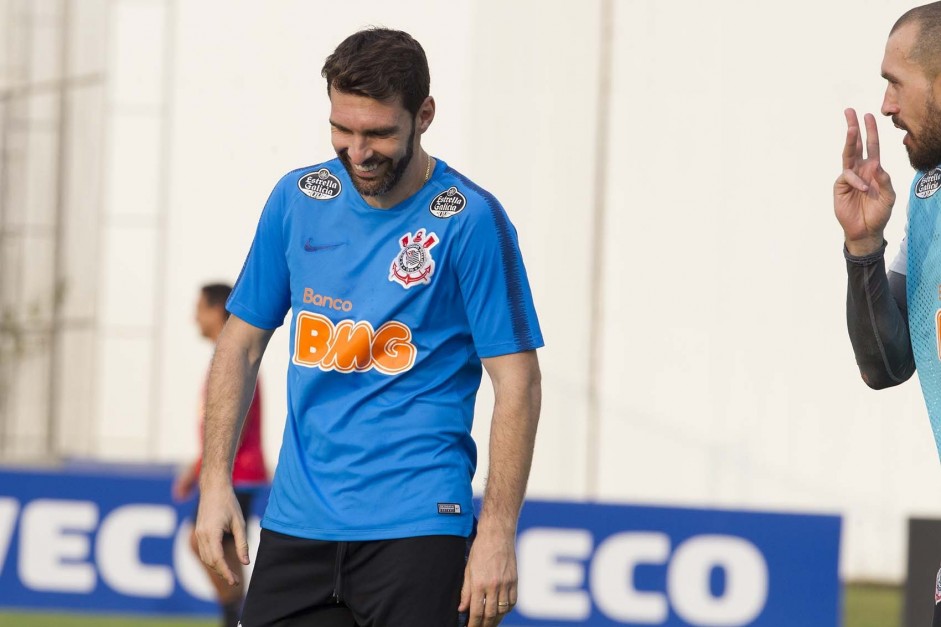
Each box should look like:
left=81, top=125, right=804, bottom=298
left=354, top=185, right=383, bottom=197
left=908, top=148, right=941, bottom=172
left=350, top=177, right=392, bottom=197
left=341, top=160, right=393, bottom=196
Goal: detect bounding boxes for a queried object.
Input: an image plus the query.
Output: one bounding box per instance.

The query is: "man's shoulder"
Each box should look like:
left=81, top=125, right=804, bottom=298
left=911, top=166, right=941, bottom=202
left=431, top=163, right=505, bottom=224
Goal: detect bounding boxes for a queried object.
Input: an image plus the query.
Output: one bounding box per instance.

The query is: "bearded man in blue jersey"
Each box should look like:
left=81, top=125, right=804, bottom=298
left=838, top=3, right=941, bottom=623
left=194, top=28, right=544, bottom=627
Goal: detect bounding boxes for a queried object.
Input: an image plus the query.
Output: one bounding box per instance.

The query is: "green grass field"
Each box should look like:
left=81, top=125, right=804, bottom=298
left=0, top=614, right=213, bottom=627
left=0, top=583, right=905, bottom=627
left=843, top=583, right=903, bottom=627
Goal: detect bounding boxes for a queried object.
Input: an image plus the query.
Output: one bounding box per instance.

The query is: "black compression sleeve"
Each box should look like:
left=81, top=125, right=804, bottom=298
left=845, top=242, right=915, bottom=389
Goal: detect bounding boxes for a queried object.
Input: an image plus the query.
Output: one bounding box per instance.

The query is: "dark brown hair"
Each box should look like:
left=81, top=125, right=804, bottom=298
left=201, top=283, right=232, bottom=319
left=321, top=28, right=430, bottom=116
left=892, top=2, right=941, bottom=79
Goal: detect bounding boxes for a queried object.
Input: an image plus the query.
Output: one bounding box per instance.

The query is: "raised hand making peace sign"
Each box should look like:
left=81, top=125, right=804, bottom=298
left=834, top=108, right=897, bottom=257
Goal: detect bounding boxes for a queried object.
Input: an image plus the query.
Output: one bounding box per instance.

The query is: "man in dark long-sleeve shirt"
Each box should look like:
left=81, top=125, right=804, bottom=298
left=838, top=3, right=941, bottom=623
left=844, top=239, right=914, bottom=389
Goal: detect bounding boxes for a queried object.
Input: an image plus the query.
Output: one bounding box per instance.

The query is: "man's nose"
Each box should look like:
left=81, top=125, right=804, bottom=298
left=346, top=137, right=373, bottom=164
left=881, top=89, right=899, bottom=117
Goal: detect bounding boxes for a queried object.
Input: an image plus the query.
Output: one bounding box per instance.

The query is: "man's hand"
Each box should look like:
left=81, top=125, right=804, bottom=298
left=194, top=482, right=249, bottom=586
left=834, top=108, right=896, bottom=256
left=194, top=315, right=271, bottom=586
left=459, top=528, right=518, bottom=627
left=459, top=350, right=539, bottom=626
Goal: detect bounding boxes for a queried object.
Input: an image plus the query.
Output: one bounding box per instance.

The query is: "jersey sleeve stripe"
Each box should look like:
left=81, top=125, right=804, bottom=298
left=446, top=167, right=539, bottom=351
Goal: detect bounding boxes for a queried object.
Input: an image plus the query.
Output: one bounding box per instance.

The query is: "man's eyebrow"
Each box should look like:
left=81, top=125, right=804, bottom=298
left=881, top=70, right=900, bottom=83
left=329, top=120, right=400, bottom=136
left=365, top=125, right=399, bottom=136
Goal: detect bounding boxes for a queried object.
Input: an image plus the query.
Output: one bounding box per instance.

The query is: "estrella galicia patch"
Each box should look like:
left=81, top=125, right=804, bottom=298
left=916, top=167, right=941, bottom=199
left=298, top=168, right=342, bottom=200
left=429, top=186, right=466, bottom=218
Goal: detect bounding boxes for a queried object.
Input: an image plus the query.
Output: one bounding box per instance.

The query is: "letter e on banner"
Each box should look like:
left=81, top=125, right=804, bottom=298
left=19, top=499, right=98, bottom=593
left=517, top=528, right=592, bottom=621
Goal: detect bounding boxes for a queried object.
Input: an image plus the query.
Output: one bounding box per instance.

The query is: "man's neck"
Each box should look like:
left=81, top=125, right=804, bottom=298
left=362, top=148, right=431, bottom=210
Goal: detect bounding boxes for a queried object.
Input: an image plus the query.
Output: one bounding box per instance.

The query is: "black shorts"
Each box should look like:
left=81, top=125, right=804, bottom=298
left=241, top=529, right=470, bottom=627
left=229, top=489, right=254, bottom=539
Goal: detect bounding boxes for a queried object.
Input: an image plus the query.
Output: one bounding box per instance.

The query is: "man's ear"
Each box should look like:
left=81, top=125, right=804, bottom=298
left=417, top=96, right=436, bottom=134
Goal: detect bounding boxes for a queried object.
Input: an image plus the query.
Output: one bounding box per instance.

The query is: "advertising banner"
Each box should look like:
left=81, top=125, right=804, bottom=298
left=512, top=500, right=841, bottom=626
left=0, top=464, right=261, bottom=615
left=0, top=466, right=840, bottom=625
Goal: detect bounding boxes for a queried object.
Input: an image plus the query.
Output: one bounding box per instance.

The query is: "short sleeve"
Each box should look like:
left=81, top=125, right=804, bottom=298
left=889, top=202, right=909, bottom=276
left=227, top=180, right=292, bottom=329
left=455, top=199, right=544, bottom=358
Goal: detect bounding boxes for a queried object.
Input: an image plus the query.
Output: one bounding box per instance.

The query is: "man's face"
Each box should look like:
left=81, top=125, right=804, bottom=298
left=329, top=90, right=417, bottom=197
left=881, top=21, right=941, bottom=171
left=194, top=295, right=224, bottom=339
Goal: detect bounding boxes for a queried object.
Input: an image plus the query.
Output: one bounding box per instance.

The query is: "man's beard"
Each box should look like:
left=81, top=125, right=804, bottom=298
left=904, top=96, right=941, bottom=172
left=338, top=128, right=415, bottom=197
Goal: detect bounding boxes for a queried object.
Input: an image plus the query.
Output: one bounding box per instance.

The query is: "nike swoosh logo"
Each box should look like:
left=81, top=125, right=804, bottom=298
left=304, top=240, right=345, bottom=252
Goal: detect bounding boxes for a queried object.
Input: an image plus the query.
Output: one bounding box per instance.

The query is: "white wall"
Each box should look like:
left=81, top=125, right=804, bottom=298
left=0, top=0, right=108, bottom=460
left=83, top=0, right=939, bottom=582
left=592, top=0, right=933, bottom=583
left=94, top=0, right=171, bottom=459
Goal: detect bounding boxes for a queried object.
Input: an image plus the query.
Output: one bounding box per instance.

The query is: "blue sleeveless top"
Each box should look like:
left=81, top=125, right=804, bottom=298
left=906, top=167, right=941, bottom=458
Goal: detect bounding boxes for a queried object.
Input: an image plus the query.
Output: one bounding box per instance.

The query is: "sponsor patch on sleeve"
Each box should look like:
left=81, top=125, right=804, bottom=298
left=298, top=168, right=342, bottom=200
left=916, top=168, right=941, bottom=199
left=429, top=186, right=466, bottom=218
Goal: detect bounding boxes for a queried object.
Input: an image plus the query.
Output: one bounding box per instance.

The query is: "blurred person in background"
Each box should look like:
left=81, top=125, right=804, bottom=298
left=195, top=28, right=543, bottom=627
left=172, top=282, right=267, bottom=627
left=836, top=2, right=941, bottom=623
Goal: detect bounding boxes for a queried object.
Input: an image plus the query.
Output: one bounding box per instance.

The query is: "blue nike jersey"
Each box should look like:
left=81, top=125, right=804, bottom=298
left=227, top=157, right=544, bottom=540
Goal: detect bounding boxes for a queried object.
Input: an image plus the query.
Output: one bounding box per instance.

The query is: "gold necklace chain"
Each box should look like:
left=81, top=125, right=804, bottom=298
left=424, top=153, right=433, bottom=184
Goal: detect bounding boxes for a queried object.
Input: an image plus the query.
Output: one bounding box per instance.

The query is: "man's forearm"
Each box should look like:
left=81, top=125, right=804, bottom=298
left=479, top=361, right=541, bottom=533
left=200, top=324, right=265, bottom=488
left=845, top=243, right=915, bottom=389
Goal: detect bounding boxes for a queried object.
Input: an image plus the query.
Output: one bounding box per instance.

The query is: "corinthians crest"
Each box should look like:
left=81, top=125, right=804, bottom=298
left=389, top=229, right=439, bottom=289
